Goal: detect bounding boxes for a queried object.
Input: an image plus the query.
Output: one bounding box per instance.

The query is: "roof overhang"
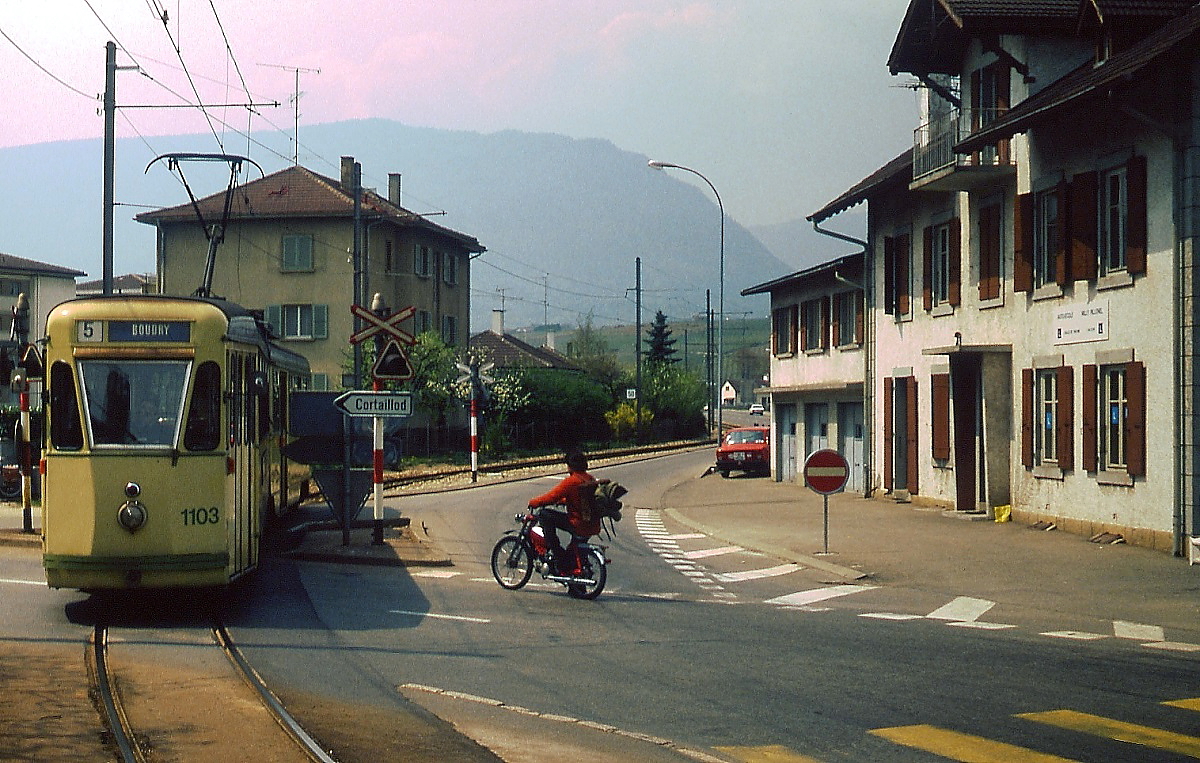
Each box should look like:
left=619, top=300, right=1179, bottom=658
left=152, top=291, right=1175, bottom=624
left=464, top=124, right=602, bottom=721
left=759, top=380, right=864, bottom=396
left=922, top=342, right=1012, bottom=355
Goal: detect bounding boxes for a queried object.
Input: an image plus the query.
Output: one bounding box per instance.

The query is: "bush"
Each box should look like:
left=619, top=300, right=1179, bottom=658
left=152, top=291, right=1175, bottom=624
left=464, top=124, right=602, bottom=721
left=605, top=402, right=653, bottom=442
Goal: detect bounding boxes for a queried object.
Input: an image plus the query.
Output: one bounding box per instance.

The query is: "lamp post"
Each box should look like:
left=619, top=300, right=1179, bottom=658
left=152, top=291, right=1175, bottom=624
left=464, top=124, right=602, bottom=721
left=648, top=160, right=725, bottom=437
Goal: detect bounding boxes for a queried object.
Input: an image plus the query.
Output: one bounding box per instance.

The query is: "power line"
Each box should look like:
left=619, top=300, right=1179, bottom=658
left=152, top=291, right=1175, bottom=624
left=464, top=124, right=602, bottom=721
left=0, top=25, right=94, bottom=100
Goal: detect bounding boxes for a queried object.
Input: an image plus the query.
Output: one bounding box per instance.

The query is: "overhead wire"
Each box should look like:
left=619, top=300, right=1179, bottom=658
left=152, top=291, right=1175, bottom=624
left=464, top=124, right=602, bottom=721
left=0, top=25, right=95, bottom=100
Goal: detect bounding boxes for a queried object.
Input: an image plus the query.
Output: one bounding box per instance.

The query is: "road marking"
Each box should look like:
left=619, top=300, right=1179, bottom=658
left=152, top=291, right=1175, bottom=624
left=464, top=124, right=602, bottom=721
left=1041, top=631, right=1109, bottom=641
left=947, top=620, right=1018, bottom=630
left=410, top=570, right=460, bottom=578
left=861, top=612, right=925, bottom=621
left=765, top=584, right=876, bottom=607
left=716, top=563, right=802, bottom=583
left=713, top=744, right=823, bottom=762
left=1113, top=620, right=1165, bottom=642
left=1163, top=697, right=1200, bottom=711
left=0, top=577, right=43, bottom=586
left=682, top=546, right=743, bottom=560
left=927, top=596, right=995, bottom=622
left=666, top=533, right=707, bottom=540
left=1143, top=641, right=1200, bottom=652
left=872, top=724, right=1078, bottom=762
left=389, top=609, right=490, bottom=623
left=1019, top=709, right=1200, bottom=757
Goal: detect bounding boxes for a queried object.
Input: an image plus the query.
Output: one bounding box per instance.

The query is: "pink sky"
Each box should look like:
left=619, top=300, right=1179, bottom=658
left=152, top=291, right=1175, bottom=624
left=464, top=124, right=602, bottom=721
left=0, top=1, right=913, bottom=227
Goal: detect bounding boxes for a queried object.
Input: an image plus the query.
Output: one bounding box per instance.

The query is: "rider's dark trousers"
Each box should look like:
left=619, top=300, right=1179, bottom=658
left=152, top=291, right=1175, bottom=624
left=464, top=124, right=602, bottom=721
left=537, top=509, right=572, bottom=554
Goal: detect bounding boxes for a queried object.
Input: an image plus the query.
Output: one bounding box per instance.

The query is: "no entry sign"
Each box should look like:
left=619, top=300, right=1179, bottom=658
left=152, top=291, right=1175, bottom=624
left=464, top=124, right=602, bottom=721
left=803, top=449, right=849, bottom=495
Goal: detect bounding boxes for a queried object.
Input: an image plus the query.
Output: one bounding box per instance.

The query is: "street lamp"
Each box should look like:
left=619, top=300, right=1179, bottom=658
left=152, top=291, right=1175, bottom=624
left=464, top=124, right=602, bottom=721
left=648, top=159, right=725, bottom=437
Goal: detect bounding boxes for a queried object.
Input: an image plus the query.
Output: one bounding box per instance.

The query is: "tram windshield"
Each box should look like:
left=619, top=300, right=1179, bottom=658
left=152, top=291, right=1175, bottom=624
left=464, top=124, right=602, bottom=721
left=78, top=361, right=190, bottom=447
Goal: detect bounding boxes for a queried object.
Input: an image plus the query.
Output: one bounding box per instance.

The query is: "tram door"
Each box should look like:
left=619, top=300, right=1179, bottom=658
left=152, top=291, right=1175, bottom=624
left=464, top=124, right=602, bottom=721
left=228, top=352, right=260, bottom=575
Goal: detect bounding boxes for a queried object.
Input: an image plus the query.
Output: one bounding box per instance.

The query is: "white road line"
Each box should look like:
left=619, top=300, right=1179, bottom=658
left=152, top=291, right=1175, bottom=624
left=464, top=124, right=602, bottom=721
left=861, top=612, right=925, bottom=621
left=389, top=610, right=491, bottom=623
left=765, top=584, right=877, bottom=606
left=1143, top=641, right=1200, bottom=653
left=666, top=533, right=707, bottom=540
left=682, top=546, right=743, bottom=560
left=947, top=621, right=1017, bottom=630
left=1041, top=631, right=1109, bottom=641
left=410, top=570, right=460, bottom=578
left=0, top=578, right=42, bottom=586
left=1114, top=620, right=1165, bottom=642
left=715, top=563, right=802, bottom=583
left=926, top=596, right=995, bottom=623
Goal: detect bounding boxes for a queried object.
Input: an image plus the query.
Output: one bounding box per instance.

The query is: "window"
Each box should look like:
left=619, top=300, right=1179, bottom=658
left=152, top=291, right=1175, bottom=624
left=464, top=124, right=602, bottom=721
left=79, top=360, right=190, bottom=447
left=310, top=373, right=329, bottom=392
left=969, top=63, right=1010, bottom=166
left=800, top=297, right=828, bottom=352
left=384, top=239, right=397, bottom=273
left=1034, top=188, right=1060, bottom=289
left=923, top=220, right=960, bottom=310
left=442, top=251, right=457, bottom=285
left=415, top=244, right=432, bottom=277
left=442, top=314, right=458, bottom=345
left=416, top=310, right=433, bottom=335
left=883, top=234, right=911, bottom=317
left=1021, top=364, right=1073, bottom=472
left=1083, top=360, right=1145, bottom=478
left=833, top=291, right=862, bottom=347
left=265, top=304, right=329, bottom=340
left=1099, top=166, right=1127, bottom=275
left=882, top=375, right=919, bottom=494
left=771, top=305, right=798, bottom=356
left=49, top=361, right=83, bottom=450
left=184, top=361, right=221, bottom=451
left=282, top=235, right=314, bottom=272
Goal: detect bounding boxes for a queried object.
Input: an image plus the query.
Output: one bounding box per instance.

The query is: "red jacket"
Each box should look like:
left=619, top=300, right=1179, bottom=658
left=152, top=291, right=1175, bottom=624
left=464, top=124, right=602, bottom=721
left=529, top=470, right=601, bottom=537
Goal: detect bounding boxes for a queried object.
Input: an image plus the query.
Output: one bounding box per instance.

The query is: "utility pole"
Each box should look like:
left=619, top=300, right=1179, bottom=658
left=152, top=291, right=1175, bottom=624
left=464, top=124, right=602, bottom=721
left=102, top=43, right=136, bottom=296
left=635, top=257, right=642, bottom=444
left=351, top=159, right=363, bottom=389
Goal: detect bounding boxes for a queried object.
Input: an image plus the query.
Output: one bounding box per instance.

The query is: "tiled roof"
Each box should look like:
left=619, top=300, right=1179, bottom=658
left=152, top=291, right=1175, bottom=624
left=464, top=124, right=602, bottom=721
left=742, top=252, right=865, bottom=296
left=0, top=252, right=86, bottom=278
left=807, top=149, right=913, bottom=224
left=136, top=165, right=483, bottom=252
left=78, top=272, right=155, bottom=292
left=957, top=2, right=1200, bottom=151
left=468, top=330, right=583, bottom=372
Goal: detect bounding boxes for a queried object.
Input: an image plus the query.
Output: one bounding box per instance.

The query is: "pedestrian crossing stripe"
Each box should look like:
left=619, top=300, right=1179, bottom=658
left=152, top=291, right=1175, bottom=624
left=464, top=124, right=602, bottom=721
left=1018, top=709, right=1200, bottom=757
left=871, top=724, right=1077, bottom=762
left=713, top=744, right=823, bottom=762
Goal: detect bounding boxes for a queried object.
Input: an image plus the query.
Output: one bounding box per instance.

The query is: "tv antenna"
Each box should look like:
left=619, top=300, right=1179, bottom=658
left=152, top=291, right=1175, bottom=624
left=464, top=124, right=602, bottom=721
left=258, top=63, right=321, bottom=164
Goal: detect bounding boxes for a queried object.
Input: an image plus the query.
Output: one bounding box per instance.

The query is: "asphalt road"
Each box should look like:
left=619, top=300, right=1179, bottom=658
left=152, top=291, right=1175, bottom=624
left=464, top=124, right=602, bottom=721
left=4, top=448, right=1199, bottom=761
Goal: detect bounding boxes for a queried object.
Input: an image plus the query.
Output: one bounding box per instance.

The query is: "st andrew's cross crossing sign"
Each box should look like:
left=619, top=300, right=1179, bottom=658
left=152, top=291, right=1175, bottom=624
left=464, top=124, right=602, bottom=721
left=803, top=449, right=849, bottom=495
left=349, top=303, right=415, bottom=346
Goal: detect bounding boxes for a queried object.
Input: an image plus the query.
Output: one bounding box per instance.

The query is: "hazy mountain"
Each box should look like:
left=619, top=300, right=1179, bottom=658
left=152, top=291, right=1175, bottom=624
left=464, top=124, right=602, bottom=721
left=748, top=210, right=868, bottom=274
left=0, top=118, right=793, bottom=331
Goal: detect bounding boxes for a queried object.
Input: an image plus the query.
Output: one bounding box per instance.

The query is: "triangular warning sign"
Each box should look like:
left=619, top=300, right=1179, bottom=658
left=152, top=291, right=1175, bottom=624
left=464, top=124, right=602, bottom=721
left=372, top=338, right=414, bottom=381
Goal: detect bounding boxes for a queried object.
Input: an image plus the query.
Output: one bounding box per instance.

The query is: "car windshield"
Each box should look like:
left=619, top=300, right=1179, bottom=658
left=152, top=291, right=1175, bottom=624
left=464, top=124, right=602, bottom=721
left=79, top=360, right=190, bottom=446
left=725, top=430, right=765, bottom=445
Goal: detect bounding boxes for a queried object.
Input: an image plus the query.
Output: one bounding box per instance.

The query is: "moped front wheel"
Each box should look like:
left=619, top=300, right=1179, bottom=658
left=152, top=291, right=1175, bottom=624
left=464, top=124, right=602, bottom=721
left=491, top=536, right=533, bottom=590
left=567, top=547, right=607, bottom=600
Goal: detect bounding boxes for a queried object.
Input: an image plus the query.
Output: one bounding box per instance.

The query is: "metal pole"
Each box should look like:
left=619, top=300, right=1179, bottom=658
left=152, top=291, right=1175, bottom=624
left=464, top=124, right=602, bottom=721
left=635, top=257, right=642, bottom=443
left=15, top=294, right=31, bottom=534
left=102, top=42, right=116, bottom=297
left=351, top=161, right=363, bottom=389
left=823, top=494, right=830, bottom=555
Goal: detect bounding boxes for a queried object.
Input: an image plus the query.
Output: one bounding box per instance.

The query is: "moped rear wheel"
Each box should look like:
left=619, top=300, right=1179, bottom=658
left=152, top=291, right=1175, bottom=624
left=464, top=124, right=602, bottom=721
left=491, top=536, right=533, bottom=590
left=567, top=547, right=606, bottom=600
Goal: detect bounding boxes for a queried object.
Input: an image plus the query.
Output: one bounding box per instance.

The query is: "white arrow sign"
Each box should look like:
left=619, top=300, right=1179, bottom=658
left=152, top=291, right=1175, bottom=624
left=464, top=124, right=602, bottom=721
left=334, top=390, right=413, bottom=418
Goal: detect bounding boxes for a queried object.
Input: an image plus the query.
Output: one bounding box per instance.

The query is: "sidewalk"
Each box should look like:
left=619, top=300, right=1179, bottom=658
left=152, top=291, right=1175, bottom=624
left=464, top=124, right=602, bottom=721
left=663, top=473, right=1200, bottom=641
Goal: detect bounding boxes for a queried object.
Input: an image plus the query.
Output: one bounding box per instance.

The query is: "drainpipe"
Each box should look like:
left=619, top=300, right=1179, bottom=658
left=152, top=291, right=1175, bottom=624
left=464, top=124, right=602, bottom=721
left=1178, top=55, right=1200, bottom=560
left=812, top=218, right=874, bottom=497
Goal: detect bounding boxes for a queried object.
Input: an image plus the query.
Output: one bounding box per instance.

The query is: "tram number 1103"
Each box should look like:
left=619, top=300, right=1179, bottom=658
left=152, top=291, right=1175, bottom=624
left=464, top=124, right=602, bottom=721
left=181, top=507, right=220, bottom=526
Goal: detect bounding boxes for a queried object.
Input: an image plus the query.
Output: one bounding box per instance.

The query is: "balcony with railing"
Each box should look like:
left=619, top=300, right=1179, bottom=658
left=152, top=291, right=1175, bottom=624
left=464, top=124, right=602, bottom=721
left=911, top=107, right=1015, bottom=192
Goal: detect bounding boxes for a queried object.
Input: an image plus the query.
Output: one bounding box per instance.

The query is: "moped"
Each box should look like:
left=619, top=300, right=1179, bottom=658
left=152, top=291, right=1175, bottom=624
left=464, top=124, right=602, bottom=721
left=490, top=509, right=608, bottom=600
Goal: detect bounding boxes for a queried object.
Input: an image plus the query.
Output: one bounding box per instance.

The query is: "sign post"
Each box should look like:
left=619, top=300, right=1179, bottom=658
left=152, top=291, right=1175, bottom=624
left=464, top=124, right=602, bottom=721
left=348, top=297, right=415, bottom=545
left=803, top=449, right=849, bottom=555
left=456, top=359, right=494, bottom=482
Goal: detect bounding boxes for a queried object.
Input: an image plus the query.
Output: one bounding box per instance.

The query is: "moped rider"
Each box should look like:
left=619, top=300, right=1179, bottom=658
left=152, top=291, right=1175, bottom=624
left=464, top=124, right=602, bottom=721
left=528, top=451, right=601, bottom=571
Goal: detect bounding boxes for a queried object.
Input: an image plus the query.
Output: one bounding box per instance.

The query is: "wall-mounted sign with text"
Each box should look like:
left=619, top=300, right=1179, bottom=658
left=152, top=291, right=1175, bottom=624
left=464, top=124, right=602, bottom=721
left=1051, top=300, right=1109, bottom=346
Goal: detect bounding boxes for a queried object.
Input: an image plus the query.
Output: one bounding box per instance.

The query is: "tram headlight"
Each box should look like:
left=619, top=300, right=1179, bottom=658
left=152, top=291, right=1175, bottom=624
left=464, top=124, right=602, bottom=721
left=125, top=481, right=141, bottom=498
left=117, top=500, right=147, bottom=533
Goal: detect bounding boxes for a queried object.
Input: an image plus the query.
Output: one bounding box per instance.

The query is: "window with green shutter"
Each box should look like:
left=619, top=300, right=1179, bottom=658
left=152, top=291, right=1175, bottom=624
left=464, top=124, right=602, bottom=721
left=282, top=235, right=314, bottom=272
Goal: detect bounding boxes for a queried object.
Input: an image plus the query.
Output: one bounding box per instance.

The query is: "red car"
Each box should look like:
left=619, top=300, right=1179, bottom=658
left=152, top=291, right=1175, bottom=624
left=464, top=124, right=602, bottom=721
left=715, top=426, right=770, bottom=478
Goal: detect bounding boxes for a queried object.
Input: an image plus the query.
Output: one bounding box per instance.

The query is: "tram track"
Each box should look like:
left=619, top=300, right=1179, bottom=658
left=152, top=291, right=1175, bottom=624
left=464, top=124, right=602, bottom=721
left=89, top=621, right=335, bottom=763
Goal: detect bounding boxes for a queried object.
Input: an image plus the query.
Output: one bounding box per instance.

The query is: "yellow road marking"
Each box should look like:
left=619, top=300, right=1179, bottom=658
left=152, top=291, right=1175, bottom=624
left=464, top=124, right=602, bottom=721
left=1019, top=709, right=1200, bottom=757
left=870, top=724, right=1079, bottom=762
left=713, top=744, right=824, bottom=763
left=1164, top=698, right=1200, bottom=712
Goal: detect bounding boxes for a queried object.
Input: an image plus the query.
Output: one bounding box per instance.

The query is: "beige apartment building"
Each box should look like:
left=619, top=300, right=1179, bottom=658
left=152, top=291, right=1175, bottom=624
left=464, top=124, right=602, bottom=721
left=136, top=156, right=484, bottom=389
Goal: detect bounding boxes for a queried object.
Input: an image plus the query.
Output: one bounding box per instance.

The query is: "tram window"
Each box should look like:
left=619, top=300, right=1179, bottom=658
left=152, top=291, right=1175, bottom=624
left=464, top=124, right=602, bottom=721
left=49, top=362, right=83, bottom=450
left=79, top=361, right=189, bottom=446
left=184, top=361, right=221, bottom=451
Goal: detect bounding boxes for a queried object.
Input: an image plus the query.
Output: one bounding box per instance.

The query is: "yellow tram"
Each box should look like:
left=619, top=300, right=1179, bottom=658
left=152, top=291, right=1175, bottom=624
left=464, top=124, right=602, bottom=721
left=41, top=295, right=310, bottom=589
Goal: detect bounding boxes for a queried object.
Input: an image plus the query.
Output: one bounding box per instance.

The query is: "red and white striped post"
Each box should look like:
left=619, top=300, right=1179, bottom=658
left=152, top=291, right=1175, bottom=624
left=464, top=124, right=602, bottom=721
left=370, top=294, right=386, bottom=545
left=470, top=394, right=479, bottom=483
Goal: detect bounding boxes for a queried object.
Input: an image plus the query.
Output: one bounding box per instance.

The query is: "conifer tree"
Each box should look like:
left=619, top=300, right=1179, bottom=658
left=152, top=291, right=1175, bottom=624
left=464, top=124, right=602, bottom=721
left=644, top=310, right=679, bottom=365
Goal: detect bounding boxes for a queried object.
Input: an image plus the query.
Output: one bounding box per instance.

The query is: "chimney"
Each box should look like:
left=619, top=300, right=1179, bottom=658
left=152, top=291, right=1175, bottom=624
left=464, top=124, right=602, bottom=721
left=545, top=330, right=556, bottom=351
left=340, top=156, right=355, bottom=189
left=491, top=309, right=505, bottom=335
left=388, top=173, right=402, bottom=205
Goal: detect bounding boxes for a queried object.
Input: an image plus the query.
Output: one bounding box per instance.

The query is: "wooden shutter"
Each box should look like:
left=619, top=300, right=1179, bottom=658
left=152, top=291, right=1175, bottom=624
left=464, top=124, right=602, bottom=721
left=931, top=372, right=951, bottom=460
left=264, top=304, right=282, bottom=337
left=312, top=304, right=329, bottom=339
left=790, top=305, right=799, bottom=354
left=1126, top=155, right=1147, bottom=275
left=854, top=291, right=864, bottom=343
left=1126, top=360, right=1146, bottom=477
left=1014, top=193, right=1034, bottom=292
left=832, top=293, right=842, bottom=346
left=799, top=302, right=809, bottom=352
left=922, top=225, right=934, bottom=312
left=1082, top=364, right=1097, bottom=471
left=906, top=378, right=919, bottom=494
left=948, top=217, right=962, bottom=306
left=1070, top=171, right=1098, bottom=281
left=1021, top=368, right=1034, bottom=467
left=883, top=377, right=893, bottom=490
left=883, top=236, right=896, bottom=315
left=979, top=204, right=1002, bottom=300
left=1055, top=181, right=1071, bottom=287
left=897, top=234, right=911, bottom=315
left=821, top=296, right=831, bottom=350
left=1056, top=365, right=1074, bottom=471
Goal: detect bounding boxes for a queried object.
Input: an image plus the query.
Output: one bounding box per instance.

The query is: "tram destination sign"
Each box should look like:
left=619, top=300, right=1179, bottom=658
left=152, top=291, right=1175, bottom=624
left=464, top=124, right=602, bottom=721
left=78, top=320, right=191, bottom=343
left=333, top=390, right=413, bottom=418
